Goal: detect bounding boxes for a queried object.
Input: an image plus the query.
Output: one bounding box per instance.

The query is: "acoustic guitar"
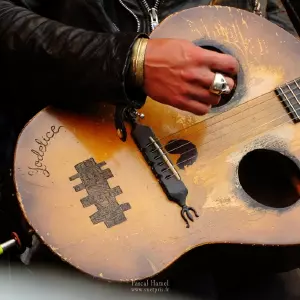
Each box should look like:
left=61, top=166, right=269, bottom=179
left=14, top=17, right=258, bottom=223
left=13, top=6, right=300, bottom=282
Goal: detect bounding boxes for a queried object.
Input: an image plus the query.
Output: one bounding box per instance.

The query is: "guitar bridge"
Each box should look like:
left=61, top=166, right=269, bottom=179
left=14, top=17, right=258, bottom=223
left=117, top=107, right=199, bottom=228
left=148, top=136, right=181, bottom=181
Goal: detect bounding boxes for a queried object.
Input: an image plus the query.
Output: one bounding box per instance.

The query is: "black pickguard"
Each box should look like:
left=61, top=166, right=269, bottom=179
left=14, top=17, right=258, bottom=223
left=165, top=139, right=198, bottom=169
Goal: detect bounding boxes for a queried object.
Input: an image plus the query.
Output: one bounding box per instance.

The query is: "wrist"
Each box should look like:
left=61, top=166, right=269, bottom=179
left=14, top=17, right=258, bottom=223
left=131, top=38, right=149, bottom=88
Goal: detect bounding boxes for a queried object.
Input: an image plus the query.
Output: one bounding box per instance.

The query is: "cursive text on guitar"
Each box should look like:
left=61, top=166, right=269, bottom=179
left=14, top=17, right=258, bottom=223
left=28, top=125, right=63, bottom=177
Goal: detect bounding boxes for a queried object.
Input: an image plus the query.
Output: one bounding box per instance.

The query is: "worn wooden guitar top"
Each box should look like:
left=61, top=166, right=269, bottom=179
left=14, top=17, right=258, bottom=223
left=14, top=6, right=300, bottom=282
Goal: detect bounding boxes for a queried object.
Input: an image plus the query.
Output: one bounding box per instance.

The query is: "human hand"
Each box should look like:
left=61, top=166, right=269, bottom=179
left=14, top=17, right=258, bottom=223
left=143, top=38, right=238, bottom=115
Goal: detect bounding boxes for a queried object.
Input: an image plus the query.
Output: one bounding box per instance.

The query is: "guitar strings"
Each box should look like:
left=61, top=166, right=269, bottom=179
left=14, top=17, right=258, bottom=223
left=165, top=104, right=300, bottom=180
left=163, top=93, right=282, bottom=155
left=120, top=79, right=300, bottom=177
left=144, top=77, right=300, bottom=150
left=149, top=86, right=300, bottom=160
left=158, top=90, right=275, bottom=148
left=164, top=79, right=300, bottom=154
left=162, top=91, right=299, bottom=157
left=147, top=91, right=273, bottom=148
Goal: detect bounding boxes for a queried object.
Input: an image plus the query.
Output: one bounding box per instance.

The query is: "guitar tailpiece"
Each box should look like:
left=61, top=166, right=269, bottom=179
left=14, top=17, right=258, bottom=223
left=181, top=205, right=199, bottom=228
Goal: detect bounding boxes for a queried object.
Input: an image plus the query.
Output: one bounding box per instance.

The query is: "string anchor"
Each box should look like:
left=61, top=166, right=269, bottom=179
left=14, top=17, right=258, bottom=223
left=181, top=205, right=199, bottom=228
left=114, top=105, right=145, bottom=142
left=132, top=110, right=145, bottom=120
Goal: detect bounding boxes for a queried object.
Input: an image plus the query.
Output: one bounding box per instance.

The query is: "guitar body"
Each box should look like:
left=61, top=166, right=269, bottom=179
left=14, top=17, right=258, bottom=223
left=14, top=6, right=300, bottom=282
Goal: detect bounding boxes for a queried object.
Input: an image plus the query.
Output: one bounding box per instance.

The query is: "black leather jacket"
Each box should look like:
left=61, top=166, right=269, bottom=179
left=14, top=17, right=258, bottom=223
left=0, top=0, right=297, bottom=117
left=0, top=0, right=297, bottom=169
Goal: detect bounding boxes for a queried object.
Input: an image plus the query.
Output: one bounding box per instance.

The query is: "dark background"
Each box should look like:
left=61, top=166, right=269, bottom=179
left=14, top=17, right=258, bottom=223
left=284, top=0, right=300, bottom=35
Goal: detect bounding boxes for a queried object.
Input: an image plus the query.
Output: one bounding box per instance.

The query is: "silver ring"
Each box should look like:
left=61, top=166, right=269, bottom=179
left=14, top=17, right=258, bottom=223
left=209, top=73, right=231, bottom=95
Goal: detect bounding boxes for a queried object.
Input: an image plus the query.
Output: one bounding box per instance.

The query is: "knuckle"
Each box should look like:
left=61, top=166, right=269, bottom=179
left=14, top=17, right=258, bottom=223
left=199, top=104, right=211, bottom=115
left=195, top=110, right=205, bottom=116
left=191, top=47, right=205, bottom=63
left=184, top=47, right=197, bottom=64
left=173, top=94, right=185, bottom=105
left=206, top=94, right=220, bottom=105
left=202, top=72, right=215, bottom=87
left=178, top=84, right=190, bottom=98
left=212, top=95, right=221, bottom=105
left=201, top=90, right=220, bottom=105
left=226, top=77, right=235, bottom=89
left=175, top=100, right=188, bottom=111
left=181, top=69, right=196, bottom=82
left=226, top=56, right=239, bottom=74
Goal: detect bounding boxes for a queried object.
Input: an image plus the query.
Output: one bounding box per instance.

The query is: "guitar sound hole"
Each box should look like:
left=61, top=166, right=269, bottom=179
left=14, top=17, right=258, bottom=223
left=200, top=46, right=237, bottom=108
left=238, top=149, right=300, bottom=208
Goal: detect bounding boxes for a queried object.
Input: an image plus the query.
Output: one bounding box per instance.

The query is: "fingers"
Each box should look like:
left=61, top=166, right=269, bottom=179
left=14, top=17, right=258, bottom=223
left=193, top=47, right=239, bottom=76
left=206, top=52, right=239, bottom=76
left=184, top=86, right=221, bottom=105
left=144, top=40, right=240, bottom=117
left=199, top=70, right=235, bottom=91
left=183, top=70, right=235, bottom=105
left=184, top=69, right=235, bottom=93
left=175, top=99, right=212, bottom=116
left=223, top=75, right=235, bottom=91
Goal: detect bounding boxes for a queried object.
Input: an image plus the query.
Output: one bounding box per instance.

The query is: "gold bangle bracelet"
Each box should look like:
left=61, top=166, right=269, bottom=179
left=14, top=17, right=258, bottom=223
left=135, top=38, right=148, bottom=87
left=131, top=38, right=148, bottom=87
left=131, top=38, right=142, bottom=76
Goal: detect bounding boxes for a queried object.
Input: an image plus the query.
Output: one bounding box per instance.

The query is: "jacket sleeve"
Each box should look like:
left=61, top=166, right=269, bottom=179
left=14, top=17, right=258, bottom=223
left=0, top=0, right=148, bottom=109
left=266, top=0, right=298, bottom=37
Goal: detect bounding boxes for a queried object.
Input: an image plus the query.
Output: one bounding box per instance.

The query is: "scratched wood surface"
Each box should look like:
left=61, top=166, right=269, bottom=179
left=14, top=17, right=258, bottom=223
left=13, top=6, right=300, bottom=282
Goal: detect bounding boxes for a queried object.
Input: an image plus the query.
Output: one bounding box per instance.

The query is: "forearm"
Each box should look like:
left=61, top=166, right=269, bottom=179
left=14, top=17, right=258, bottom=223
left=0, top=0, right=147, bottom=108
